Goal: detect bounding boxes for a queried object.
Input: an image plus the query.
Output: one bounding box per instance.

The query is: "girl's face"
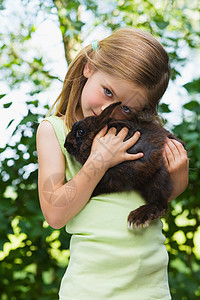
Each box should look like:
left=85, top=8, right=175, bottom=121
left=78, top=63, right=147, bottom=119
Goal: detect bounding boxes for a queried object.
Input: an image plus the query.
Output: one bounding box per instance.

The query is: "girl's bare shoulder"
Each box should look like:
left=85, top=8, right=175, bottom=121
left=36, top=119, right=65, bottom=176
left=37, top=115, right=64, bottom=136
left=37, top=119, right=55, bottom=138
left=36, top=120, right=62, bottom=155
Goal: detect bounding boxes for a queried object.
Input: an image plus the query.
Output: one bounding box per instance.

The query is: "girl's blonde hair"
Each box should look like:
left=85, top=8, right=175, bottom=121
left=47, top=28, right=170, bottom=130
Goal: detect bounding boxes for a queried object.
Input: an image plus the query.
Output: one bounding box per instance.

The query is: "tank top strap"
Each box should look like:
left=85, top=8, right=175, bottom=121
left=42, top=116, right=82, bottom=181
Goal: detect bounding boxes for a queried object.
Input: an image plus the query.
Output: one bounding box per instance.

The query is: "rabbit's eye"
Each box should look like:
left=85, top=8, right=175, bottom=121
left=76, top=128, right=85, bottom=138
left=121, top=106, right=131, bottom=113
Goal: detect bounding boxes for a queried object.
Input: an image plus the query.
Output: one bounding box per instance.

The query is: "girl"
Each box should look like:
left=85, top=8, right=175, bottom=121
left=37, top=28, right=188, bottom=299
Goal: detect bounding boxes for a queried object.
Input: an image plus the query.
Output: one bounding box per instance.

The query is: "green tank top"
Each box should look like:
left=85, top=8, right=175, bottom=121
left=44, top=116, right=171, bottom=300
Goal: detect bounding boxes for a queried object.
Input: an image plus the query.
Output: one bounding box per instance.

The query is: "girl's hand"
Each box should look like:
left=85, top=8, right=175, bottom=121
left=89, top=125, right=143, bottom=171
left=163, top=138, right=189, bottom=201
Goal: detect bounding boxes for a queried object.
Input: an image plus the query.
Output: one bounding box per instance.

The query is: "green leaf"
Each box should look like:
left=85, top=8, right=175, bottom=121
left=0, top=94, right=6, bottom=99
left=184, top=100, right=200, bottom=114
left=0, top=1, right=5, bottom=11
left=29, top=100, right=39, bottom=107
left=183, top=78, right=200, bottom=93
left=158, top=103, right=171, bottom=113
left=7, top=119, right=15, bottom=128
left=3, top=102, right=12, bottom=108
left=156, top=21, right=169, bottom=29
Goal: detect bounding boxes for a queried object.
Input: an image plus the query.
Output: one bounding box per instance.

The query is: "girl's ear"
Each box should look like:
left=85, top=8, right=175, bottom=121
left=83, top=62, right=94, bottom=78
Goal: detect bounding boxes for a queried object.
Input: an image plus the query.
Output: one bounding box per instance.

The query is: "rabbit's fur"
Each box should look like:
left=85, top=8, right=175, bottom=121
left=64, top=102, right=185, bottom=228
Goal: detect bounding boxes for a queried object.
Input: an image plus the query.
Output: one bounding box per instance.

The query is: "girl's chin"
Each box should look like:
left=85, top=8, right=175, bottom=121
left=82, top=109, right=97, bottom=117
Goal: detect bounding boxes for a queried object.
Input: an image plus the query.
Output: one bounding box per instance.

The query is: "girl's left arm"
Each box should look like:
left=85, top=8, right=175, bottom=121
left=163, top=138, right=189, bottom=202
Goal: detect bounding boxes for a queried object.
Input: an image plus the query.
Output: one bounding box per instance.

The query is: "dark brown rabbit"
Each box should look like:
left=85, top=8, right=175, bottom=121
left=64, top=102, right=185, bottom=229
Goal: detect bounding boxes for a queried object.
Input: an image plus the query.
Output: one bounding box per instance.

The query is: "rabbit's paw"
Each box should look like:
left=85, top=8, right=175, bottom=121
left=127, top=204, right=157, bottom=230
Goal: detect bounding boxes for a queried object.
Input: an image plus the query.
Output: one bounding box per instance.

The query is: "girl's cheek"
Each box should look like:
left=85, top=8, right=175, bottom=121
left=88, top=92, right=102, bottom=107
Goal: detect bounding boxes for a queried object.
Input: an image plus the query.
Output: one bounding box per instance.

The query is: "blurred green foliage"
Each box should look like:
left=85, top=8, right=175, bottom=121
left=0, top=0, right=200, bottom=299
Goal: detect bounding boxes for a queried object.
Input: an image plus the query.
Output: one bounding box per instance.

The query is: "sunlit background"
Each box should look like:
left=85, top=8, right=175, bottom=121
left=0, top=0, right=200, bottom=299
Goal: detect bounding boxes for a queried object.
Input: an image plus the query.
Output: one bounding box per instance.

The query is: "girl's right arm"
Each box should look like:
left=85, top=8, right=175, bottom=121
left=37, top=122, right=143, bottom=229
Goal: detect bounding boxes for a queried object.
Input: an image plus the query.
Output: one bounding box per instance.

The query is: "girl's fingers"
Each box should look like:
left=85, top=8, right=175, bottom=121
left=116, top=126, right=129, bottom=138
left=164, top=138, right=188, bottom=169
left=92, top=126, right=144, bottom=168
left=107, top=127, right=117, bottom=135
left=163, top=141, right=173, bottom=166
left=95, top=125, right=108, bottom=139
left=165, top=138, right=186, bottom=156
left=163, top=138, right=178, bottom=165
left=166, top=139, right=178, bottom=159
left=124, top=131, right=141, bottom=148
left=125, top=152, right=144, bottom=160
left=95, top=126, right=143, bottom=155
left=123, top=131, right=143, bottom=159
left=170, top=139, right=188, bottom=159
left=164, top=138, right=187, bottom=159
left=163, top=138, right=189, bottom=200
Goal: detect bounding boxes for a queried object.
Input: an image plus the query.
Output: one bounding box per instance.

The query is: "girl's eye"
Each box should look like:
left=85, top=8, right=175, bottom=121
left=76, top=128, right=85, bottom=138
left=104, top=88, right=113, bottom=97
left=121, top=106, right=131, bottom=113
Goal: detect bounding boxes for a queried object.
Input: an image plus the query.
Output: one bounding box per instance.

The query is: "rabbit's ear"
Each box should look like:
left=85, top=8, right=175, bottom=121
left=96, top=102, right=121, bottom=127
